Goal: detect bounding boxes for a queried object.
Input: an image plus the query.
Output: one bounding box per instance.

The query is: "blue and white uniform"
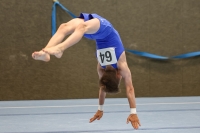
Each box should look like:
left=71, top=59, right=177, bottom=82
left=79, top=13, right=124, bottom=69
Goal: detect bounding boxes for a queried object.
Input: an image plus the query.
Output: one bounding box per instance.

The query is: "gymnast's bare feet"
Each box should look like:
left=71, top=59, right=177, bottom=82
left=32, top=50, right=50, bottom=62
left=43, top=46, right=63, bottom=58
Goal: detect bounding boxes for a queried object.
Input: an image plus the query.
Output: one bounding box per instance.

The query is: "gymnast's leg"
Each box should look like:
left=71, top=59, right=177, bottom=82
left=32, top=18, right=84, bottom=61
left=43, top=18, right=100, bottom=57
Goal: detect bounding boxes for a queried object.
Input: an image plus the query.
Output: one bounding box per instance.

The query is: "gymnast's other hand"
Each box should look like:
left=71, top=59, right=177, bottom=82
left=89, top=110, right=103, bottom=123
left=126, top=114, right=141, bottom=129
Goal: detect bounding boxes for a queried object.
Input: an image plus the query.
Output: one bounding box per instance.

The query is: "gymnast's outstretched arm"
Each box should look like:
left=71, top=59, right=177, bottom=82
left=89, top=63, right=106, bottom=123
left=118, top=52, right=141, bottom=129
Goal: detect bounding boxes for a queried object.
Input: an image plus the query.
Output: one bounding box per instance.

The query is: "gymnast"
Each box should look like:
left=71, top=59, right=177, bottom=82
left=32, top=13, right=141, bottom=129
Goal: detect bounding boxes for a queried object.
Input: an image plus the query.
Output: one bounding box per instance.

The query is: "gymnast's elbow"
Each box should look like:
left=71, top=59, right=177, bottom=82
left=126, top=87, right=134, bottom=95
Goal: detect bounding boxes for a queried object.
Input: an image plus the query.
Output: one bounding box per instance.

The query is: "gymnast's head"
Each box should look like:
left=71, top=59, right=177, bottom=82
left=99, top=65, right=121, bottom=94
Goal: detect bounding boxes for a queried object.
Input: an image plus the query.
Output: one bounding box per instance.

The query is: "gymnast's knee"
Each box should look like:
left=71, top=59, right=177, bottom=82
left=57, top=23, right=73, bottom=35
left=75, top=23, right=88, bottom=33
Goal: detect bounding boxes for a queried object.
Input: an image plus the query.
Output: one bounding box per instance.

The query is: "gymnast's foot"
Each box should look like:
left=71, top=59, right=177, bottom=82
left=43, top=46, right=63, bottom=58
left=32, top=50, right=50, bottom=62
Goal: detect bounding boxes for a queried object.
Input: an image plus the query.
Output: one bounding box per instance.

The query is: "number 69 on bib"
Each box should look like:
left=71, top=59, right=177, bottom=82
left=96, top=47, right=117, bottom=66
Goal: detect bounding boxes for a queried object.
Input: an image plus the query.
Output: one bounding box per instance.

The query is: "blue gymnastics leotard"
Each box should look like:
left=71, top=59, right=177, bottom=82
left=78, top=13, right=124, bottom=69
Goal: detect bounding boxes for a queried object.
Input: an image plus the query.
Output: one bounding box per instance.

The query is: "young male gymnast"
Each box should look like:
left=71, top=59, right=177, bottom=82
left=32, top=13, right=141, bottom=129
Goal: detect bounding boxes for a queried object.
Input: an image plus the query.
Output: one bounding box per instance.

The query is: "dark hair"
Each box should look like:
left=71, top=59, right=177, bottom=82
left=99, top=66, right=120, bottom=94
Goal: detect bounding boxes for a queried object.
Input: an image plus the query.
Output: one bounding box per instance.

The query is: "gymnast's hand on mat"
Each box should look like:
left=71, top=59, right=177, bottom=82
left=89, top=110, right=103, bottom=123
left=126, top=114, right=141, bottom=129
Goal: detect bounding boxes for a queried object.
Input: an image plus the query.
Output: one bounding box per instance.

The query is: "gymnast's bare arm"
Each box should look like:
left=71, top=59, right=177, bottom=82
left=118, top=52, right=141, bottom=129
left=117, top=52, right=136, bottom=108
left=89, top=63, right=105, bottom=123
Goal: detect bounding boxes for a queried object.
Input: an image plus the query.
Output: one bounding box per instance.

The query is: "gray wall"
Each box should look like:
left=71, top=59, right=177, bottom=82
left=0, top=0, right=200, bottom=100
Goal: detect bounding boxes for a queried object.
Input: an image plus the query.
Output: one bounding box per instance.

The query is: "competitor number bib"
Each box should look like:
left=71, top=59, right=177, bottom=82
left=97, top=47, right=117, bottom=66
